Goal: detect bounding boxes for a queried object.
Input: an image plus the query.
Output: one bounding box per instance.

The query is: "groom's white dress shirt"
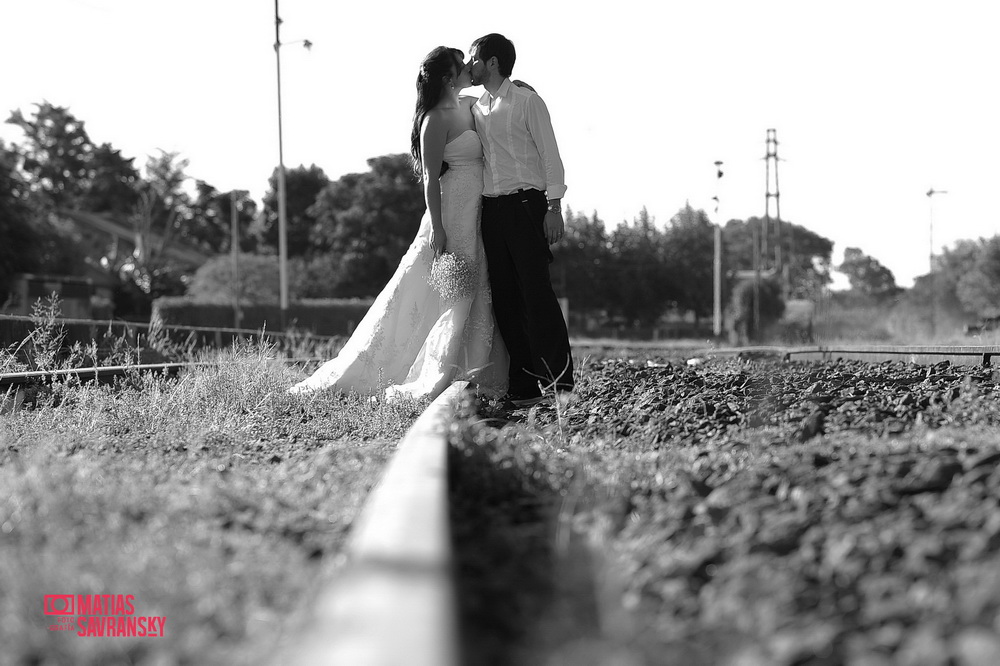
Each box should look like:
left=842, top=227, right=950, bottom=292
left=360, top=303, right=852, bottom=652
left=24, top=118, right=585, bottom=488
left=473, top=78, right=567, bottom=200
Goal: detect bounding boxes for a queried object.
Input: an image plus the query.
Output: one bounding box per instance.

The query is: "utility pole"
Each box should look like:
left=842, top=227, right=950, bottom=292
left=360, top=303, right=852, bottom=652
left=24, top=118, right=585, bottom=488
left=231, top=191, right=242, bottom=330
left=764, top=128, right=783, bottom=280
left=926, top=188, right=948, bottom=339
left=752, top=216, right=761, bottom=339
left=712, top=161, right=724, bottom=338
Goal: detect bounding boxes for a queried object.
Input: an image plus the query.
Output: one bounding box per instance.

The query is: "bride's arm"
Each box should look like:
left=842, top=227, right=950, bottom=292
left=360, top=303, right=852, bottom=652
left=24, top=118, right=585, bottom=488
left=420, top=111, right=448, bottom=254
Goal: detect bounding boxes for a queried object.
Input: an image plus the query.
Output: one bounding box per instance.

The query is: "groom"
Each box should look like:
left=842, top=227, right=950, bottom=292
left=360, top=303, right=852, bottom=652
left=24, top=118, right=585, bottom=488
left=468, top=33, right=574, bottom=405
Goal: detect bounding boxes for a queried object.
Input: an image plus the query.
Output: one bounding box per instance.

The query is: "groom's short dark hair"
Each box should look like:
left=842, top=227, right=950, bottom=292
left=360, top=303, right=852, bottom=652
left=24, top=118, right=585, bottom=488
left=472, top=33, right=515, bottom=77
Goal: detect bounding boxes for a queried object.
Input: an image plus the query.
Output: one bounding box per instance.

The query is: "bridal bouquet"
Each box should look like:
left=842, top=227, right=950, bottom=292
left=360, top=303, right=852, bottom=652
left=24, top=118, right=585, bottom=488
left=429, top=252, right=478, bottom=301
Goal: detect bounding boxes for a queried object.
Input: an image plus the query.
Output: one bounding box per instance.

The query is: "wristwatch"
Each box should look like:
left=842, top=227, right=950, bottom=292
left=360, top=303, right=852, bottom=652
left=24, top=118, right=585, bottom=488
left=546, top=199, right=562, bottom=213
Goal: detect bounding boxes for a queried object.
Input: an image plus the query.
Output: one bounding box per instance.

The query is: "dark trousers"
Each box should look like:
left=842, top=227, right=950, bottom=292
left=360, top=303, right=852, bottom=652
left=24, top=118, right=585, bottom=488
left=481, top=188, right=574, bottom=396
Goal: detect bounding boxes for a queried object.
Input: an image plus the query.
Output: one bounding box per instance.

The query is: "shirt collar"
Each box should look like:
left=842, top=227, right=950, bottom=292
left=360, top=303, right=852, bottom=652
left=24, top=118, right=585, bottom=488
left=480, top=77, right=513, bottom=104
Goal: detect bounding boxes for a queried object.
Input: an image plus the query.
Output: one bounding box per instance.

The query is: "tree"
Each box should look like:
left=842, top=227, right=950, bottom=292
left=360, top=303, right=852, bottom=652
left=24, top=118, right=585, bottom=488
left=605, top=208, right=673, bottom=325
left=0, top=141, right=41, bottom=283
left=0, top=137, right=93, bottom=280
left=552, top=208, right=612, bottom=312
left=837, top=247, right=900, bottom=299
left=81, top=142, right=140, bottom=216
left=114, top=151, right=201, bottom=305
left=956, top=236, right=1000, bottom=318
left=913, top=238, right=982, bottom=322
left=663, top=204, right=715, bottom=318
left=309, top=154, right=424, bottom=297
left=723, top=218, right=833, bottom=298
left=6, top=102, right=138, bottom=215
left=187, top=182, right=259, bottom=255
left=260, top=164, right=331, bottom=257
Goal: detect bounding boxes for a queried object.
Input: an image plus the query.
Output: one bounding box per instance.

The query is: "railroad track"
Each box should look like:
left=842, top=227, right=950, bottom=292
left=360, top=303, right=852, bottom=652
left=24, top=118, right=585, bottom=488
left=0, top=313, right=340, bottom=347
left=0, top=358, right=326, bottom=391
left=692, top=343, right=1000, bottom=367
left=7, top=344, right=997, bottom=662
left=284, top=343, right=1000, bottom=663
left=0, top=362, right=204, bottom=390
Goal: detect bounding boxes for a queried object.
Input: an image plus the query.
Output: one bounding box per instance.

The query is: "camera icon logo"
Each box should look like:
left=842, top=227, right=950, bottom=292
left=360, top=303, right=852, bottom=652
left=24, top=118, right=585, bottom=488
left=43, top=595, right=75, bottom=615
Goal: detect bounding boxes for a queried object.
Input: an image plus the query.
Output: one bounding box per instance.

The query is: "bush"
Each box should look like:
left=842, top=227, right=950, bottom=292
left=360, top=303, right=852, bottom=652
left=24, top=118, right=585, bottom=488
left=726, top=277, right=785, bottom=344
left=186, top=254, right=282, bottom=304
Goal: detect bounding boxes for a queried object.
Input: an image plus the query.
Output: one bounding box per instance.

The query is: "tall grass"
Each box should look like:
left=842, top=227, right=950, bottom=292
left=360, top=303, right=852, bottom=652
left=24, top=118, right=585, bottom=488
left=0, top=311, right=419, bottom=665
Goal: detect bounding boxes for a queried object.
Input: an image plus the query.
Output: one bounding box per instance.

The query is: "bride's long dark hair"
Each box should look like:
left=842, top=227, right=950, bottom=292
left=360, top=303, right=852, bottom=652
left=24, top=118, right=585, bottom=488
left=410, top=46, right=463, bottom=178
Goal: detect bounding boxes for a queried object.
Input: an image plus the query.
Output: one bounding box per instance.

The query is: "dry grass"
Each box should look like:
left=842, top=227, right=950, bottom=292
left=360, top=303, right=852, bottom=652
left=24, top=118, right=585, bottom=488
left=0, top=317, right=420, bottom=665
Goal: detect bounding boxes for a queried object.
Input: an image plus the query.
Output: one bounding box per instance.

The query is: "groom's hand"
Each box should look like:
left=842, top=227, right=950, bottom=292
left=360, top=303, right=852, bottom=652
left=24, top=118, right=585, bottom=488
left=543, top=210, right=565, bottom=245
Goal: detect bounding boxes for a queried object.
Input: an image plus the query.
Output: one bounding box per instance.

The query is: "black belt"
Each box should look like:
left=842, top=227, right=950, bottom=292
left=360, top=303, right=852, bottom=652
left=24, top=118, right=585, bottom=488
left=489, top=188, right=540, bottom=198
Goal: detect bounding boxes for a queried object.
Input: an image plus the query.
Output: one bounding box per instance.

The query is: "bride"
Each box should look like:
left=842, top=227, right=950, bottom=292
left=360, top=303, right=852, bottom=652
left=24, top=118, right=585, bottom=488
left=290, top=46, right=508, bottom=401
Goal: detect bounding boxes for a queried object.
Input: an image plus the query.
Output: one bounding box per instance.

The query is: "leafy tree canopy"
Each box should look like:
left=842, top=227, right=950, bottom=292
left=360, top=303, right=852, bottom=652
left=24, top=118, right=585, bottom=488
left=663, top=204, right=715, bottom=317
left=6, top=101, right=139, bottom=216
left=956, top=236, right=1000, bottom=318
left=553, top=208, right=612, bottom=313
left=723, top=218, right=833, bottom=298
left=260, top=164, right=331, bottom=257
left=0, top=140, right=41, bottom=283
left=188, top=183, right=259, bottom=255
left=309, top=154, right=423, bottom=297
left=837, top=247, right=900, bottom=299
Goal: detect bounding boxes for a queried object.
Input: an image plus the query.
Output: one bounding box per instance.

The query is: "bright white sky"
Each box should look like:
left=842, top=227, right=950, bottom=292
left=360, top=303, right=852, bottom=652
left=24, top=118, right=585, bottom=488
left=3, top=0, right=998, bottom=288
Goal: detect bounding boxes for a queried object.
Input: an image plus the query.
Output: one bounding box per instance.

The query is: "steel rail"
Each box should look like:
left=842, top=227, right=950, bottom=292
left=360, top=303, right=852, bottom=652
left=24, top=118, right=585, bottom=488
left=0, top=313, right=340, bottom=342
left=289, top=382, right=464, bottom=666
left=693, top=344, right=1000, bottom=367
left=0, top=362, right=197, bottom=390
left=0, top=357, right=326, bottom=390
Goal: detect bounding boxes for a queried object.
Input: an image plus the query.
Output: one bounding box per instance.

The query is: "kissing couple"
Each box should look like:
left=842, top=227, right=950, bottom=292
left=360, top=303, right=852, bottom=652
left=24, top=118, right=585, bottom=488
left=291, top=33, right=574, bottom=408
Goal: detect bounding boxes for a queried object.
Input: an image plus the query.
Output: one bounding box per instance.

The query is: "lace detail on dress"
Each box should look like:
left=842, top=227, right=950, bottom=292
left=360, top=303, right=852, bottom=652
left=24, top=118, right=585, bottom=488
left=289, top=130, right=508, bottom=401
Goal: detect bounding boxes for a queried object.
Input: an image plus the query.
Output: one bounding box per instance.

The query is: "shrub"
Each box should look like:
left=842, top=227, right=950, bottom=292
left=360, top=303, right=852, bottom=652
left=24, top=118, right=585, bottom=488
left=726, top=277, right=785, bottom=344
left=186, top=254, right=282, bottom=304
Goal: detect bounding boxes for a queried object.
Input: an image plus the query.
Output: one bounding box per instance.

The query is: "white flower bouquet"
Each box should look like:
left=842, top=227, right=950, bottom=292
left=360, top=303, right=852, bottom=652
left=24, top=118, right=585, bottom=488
left=429, top=252, right=478, bottom=301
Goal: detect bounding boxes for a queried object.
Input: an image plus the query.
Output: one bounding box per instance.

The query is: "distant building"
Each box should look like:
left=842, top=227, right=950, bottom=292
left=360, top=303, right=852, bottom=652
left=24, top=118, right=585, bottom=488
left=2, top=272, right=113, bottom=319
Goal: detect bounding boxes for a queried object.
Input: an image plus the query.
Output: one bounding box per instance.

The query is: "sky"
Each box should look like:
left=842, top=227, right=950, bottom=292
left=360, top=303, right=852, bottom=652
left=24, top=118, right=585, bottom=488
left=2, top=0, right=998, bottom=288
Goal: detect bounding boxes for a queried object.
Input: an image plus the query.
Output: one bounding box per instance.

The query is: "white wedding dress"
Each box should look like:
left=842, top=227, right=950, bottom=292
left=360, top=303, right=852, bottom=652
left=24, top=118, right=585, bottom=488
left=290, top=130, right=508, bottom=401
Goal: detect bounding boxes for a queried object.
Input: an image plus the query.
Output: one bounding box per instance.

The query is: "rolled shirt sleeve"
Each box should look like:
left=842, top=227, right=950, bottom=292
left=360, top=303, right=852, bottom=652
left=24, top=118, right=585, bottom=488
left=525, top=94, right=567, bottom=199
left=475, top=78, right=567, bottom=199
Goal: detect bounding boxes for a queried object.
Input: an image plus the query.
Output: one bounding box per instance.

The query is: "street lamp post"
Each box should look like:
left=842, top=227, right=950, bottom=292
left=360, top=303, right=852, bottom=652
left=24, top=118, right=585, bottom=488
left=712, top=161, right=724, bottom=338
left=273, top=1, right=289, bottom=330
left=926, top=187, right=948, bottom=274
left=273, top=2, right=310, bottom=330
